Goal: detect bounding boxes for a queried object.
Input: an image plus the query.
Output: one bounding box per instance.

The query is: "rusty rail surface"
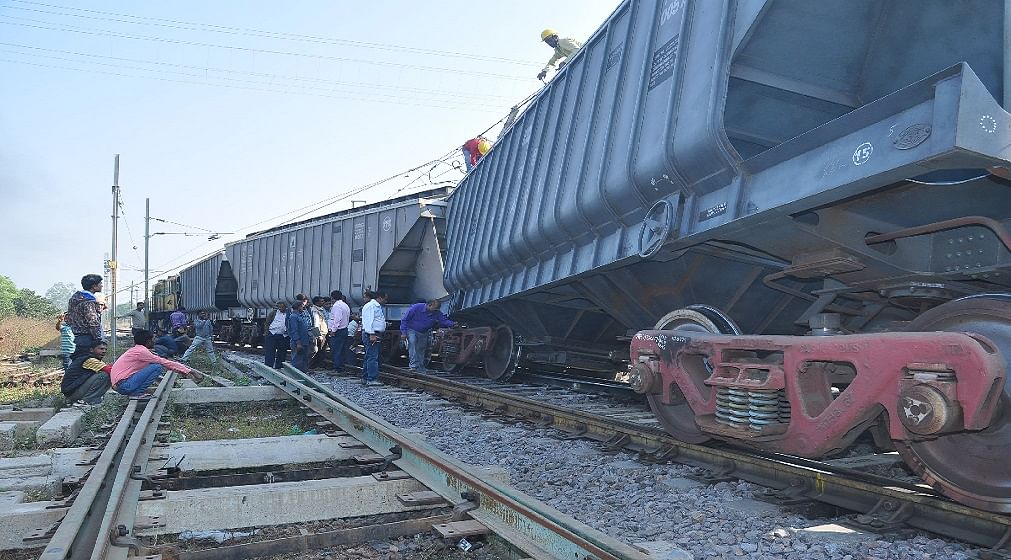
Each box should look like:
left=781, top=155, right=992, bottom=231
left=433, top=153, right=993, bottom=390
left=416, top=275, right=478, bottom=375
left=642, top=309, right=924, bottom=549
left=346, top=362, right=1011, bottom=552
left=231, top=355, right=652, bottom=560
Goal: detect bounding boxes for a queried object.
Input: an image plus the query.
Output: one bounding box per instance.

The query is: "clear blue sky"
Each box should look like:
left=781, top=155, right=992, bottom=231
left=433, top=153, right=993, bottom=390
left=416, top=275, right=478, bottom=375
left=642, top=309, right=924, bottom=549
left=0, top=0, right=620, bottom=299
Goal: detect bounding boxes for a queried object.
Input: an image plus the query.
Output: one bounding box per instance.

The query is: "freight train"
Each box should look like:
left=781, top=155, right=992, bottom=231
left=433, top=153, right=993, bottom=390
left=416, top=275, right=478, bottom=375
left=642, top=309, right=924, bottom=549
left=150, top=0, right=1011, bottom=513
left=149, top=187, right=450, bottom=360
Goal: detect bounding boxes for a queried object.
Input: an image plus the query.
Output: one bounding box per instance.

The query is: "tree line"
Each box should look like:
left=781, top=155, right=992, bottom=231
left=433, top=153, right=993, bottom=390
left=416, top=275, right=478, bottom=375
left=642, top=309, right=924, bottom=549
left=0, top=276, right=69, bottom=320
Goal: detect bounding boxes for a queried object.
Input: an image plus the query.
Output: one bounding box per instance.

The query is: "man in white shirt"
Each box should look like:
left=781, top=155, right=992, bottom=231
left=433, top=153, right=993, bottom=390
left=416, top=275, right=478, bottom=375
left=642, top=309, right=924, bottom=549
left=263, top=302, right=288, bottom=369
left=327, top=290, right=352, bottom=373
left=360, top=290, right=388, bottom=386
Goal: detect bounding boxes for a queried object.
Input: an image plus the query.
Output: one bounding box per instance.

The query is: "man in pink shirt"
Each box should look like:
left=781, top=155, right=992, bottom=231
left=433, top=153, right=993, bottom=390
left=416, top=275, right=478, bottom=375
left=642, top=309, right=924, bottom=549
left=111, top=330, right=205, bottom=396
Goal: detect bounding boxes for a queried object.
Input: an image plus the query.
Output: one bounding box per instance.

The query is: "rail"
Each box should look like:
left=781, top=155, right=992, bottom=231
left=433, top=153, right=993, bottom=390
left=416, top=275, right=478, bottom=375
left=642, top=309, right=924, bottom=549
left=230, top=356, right=652, bottom=560
left=36, top=372, right=176, bottom=560
left=356, top=362, right=1011, bottom=551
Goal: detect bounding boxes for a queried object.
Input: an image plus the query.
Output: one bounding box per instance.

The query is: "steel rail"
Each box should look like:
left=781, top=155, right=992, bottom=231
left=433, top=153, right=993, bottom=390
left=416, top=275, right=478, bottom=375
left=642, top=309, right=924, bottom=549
left=358, top=363, right=1011, bottom=550
left=94, top=371, right=177, bottom=560
left=231, top=356, right=651, bottom=560
left=37, top=400, right=141, bottom=560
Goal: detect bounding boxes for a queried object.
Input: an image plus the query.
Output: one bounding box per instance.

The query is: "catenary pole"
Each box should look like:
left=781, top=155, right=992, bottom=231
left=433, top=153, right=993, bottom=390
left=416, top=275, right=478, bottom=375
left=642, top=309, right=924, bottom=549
left=110, top=155, right=120, bottom=356
left=145, top=197, right=150, bottom=326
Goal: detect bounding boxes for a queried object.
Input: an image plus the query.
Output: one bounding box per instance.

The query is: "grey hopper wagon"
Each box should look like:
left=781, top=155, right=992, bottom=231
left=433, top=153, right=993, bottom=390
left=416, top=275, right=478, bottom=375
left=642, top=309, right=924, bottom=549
left=177, top=252, right=240, bottom=315
left=445, top=0, right=1011, bottom=371
left=226, top=187, right=451, bottom=322
left=442, top=0, right=1011, bottom=512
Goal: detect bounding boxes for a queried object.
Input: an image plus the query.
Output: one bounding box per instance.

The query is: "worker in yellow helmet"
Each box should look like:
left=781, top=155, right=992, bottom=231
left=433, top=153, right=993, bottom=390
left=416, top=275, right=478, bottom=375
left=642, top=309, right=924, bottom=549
left=461, top=137, right=490, bottom=172
left=536, top=29, right=582, bottom=81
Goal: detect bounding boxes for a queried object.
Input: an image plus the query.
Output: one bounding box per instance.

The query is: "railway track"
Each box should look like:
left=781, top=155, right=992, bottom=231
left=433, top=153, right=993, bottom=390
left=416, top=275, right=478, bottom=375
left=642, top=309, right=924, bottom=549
left=298, top=357, right=1011, bottom=556
left=228, top=356, right=653, bottom=560
left=34, top=370, right=178, bottom=560
left=17, top=355, right=658, bottom=560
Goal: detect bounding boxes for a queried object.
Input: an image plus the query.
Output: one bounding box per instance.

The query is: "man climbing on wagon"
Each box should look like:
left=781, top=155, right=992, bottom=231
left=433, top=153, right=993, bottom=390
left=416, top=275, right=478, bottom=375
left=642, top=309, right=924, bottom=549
left=461, top=137, right=492, bottom=171
left=536, top=29, right=582, bottom=81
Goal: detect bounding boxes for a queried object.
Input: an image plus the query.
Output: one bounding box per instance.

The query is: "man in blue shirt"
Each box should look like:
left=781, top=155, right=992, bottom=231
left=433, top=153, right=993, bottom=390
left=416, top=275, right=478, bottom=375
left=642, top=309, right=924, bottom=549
left=287, top=300, right=312, bottom=372
left=400, top=299, right=456, bottom=374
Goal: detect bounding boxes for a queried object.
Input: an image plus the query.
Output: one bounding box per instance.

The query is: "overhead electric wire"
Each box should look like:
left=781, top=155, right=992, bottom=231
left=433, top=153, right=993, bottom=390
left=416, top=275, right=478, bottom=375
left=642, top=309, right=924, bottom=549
left=0, top=56, right=510, bottom=113
left=3, top=0, right=542, bottom=66
left=0, top=15, right=533, bottom=82
left=0, top=42, right=519, bottom=104
left=110, top=86, right=533, bottom=291
left=95, top=65, right=535, bottom=290
left=150, top=217, right=215, bottom=234
left=116, top=199, right=144, bottom=268
left=142, top=148, right=463, bottom=278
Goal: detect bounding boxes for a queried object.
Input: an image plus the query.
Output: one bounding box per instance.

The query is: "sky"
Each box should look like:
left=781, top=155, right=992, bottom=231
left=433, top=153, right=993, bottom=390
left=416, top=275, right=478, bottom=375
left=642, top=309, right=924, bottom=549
left=0, top=0, right=621, bottom=299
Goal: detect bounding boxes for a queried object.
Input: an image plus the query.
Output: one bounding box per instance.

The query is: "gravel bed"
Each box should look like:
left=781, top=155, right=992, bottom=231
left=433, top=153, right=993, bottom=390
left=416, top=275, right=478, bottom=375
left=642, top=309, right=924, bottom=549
left=319, top=374, right=975, bottom=560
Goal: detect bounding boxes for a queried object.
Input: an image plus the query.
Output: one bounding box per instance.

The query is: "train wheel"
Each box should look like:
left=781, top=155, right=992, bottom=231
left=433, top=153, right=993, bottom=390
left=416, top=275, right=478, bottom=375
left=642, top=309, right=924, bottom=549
left=647, top=306, right=742, bottom=444
left=382, top=332, right=405, bottom=365
left=484, top=325, right=519, bottom=382
left=896, top=296, right=1011, bottom=512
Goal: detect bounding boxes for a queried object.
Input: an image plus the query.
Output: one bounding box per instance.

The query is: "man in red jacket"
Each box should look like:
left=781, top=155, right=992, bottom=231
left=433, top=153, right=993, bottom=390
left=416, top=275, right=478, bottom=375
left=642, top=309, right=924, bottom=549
left=461, top=137, right=484, bottom=171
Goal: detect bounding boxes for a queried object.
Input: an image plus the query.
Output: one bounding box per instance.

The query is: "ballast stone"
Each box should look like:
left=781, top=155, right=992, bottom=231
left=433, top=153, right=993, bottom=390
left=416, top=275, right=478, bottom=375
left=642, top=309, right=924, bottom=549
left=634, top=541, right=694, bottom=559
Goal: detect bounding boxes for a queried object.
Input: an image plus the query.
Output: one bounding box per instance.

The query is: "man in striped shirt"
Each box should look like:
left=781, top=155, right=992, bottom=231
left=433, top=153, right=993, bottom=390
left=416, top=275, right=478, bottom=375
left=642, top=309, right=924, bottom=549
left=62, top=341, right=112, bottom=407
left=57, top=314, right=75, bottom=371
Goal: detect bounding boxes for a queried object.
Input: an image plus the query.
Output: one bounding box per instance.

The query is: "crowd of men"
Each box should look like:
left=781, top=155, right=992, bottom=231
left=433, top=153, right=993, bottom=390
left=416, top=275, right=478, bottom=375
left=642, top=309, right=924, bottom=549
left=58, top=274, right=205, bottom=410
left=56, top=273, right=458, bottom=406
left=263, top=289, right=455, bottom=387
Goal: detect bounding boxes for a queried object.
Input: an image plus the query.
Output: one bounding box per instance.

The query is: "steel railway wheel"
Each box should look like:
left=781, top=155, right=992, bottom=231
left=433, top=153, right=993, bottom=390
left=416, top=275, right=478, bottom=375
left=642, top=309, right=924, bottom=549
left=896, top=296, right=1011, bottom=512
left=647, top=305, right=741, bottom=444
left=484, top=325, right=520, bottom=381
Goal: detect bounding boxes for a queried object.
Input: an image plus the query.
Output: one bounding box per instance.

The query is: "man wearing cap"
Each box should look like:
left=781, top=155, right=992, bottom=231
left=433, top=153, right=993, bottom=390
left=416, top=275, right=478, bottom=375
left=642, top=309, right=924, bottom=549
left=536, top=29, right=582, bottom=81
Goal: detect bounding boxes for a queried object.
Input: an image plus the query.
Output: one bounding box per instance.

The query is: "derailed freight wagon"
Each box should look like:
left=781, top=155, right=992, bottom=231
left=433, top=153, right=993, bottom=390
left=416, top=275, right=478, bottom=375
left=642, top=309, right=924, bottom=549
left=443, top=0, right=1011, bottom=511
left=224, top=188, right=450, bottom=348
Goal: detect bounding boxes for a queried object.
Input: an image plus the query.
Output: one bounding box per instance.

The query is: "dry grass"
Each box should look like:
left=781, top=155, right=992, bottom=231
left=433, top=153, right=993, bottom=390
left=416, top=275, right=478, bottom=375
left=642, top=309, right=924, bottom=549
left=0, top=357, right=65, bottom=406
left=0, top=316, right=58, bottom=357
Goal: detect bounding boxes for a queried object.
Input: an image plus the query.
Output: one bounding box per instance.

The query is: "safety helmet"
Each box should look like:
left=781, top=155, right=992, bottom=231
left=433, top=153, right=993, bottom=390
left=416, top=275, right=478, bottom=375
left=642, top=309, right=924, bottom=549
left=477, top=139, right=492, bottom=155
left=541, top=28, right=557, bottom=41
